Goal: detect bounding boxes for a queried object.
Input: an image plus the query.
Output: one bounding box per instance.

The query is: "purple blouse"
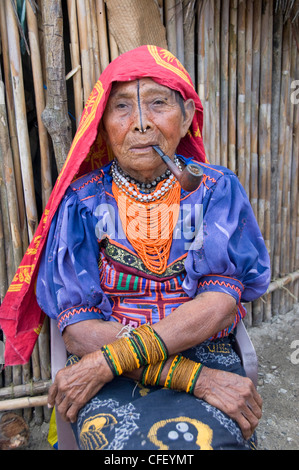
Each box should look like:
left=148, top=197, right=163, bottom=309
left=36, top=157, right=270, bottom=337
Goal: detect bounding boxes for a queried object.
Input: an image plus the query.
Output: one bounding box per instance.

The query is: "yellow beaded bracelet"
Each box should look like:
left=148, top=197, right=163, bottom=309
left=101, top=324, right=168, bottom=376
left=164, top=355, right=203, bottom=394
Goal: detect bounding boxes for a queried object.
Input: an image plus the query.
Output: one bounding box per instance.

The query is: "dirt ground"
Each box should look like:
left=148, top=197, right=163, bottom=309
left=22, top=304, right=299, bottom=451
left=249, top=304, right=299, bottom=450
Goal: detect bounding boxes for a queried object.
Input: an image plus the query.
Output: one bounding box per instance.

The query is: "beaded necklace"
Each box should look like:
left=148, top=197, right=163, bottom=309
left=111, top=156, right=182, bottom=202
left=111, top=157, right=182, bottom=274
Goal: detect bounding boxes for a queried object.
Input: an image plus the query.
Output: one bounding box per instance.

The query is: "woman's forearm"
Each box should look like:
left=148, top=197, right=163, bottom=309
left=62, top=319, right=125, bottom=357
left=63, top=291, right=236, bottom=360
left=62, top=319, right=143, bottom=381
left=152, top=291, right=237, bottom=356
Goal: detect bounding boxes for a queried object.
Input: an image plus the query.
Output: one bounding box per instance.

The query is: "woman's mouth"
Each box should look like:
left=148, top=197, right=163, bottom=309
left=130, top=144, right=159, bottom=154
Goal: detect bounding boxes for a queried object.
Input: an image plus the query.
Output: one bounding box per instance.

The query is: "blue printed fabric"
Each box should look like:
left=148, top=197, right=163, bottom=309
left=69, top=336, right=257, bottom=450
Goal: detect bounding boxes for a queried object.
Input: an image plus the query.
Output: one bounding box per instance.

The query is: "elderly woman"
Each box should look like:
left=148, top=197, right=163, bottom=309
left=1, top=46, right=270, bottom=451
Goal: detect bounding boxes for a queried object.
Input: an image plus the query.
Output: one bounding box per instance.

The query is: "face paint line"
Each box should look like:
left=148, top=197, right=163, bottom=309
left=137, top=79, right=144, bottom=133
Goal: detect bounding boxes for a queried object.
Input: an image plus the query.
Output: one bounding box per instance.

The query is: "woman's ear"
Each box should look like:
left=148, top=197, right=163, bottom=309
left=180, top=99, right=196, bottom=137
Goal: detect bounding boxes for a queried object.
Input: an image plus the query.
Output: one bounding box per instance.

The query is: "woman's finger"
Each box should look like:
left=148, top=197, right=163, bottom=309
left=233, top=395, right=261, bottom=439
left=66, top=403, right=82, bottom=423
left=47, top=382, right=58, bottom=408
left=245, top=395, right=263, bottom=420
left=236, top=411, right=257, bottom=440
left=56, top=394, right=74, bottom=421
left=55, top=390, right=67, bottom=406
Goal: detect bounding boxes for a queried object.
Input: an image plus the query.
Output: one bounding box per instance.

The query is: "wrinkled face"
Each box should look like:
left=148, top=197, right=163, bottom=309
left=101, top=78, right=195, bottom=182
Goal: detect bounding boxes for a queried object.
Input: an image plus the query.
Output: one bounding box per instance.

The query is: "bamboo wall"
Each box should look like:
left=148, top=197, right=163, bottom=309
left=0, top=0, right=298, bottom=421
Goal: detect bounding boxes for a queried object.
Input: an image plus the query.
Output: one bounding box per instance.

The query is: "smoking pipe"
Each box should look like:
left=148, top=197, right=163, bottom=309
left=152, top=145, right=203, bottom=192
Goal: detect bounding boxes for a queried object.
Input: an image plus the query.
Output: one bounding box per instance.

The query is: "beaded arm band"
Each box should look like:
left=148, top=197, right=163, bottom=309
left=142, top=355, right=203, bottom=395
left=165, top=355, right=203, bottom=394
left=101, top=324, right=168, bottom=377
left=141, top=359, right=167, bottom=387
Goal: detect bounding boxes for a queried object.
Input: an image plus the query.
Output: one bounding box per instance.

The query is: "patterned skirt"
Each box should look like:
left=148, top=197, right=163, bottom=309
left=69, top=335, right=257, bottom=451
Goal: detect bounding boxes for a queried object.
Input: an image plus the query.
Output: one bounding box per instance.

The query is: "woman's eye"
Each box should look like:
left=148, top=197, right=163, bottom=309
left=116, top=103, right=128, bottom=109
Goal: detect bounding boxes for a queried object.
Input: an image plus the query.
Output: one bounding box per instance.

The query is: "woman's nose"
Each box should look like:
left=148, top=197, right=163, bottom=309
left=133, top=104, right=151, bottom=133
left=133, top=80, right=151, bottom=133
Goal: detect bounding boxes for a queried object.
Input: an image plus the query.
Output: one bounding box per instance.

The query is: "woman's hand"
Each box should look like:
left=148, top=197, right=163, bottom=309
left=48, top=350, right=114, bottom=423
left=194, top=367, right=263, bottom=440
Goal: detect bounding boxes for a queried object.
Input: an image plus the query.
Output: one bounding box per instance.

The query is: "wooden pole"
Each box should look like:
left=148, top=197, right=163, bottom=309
left=237, top=0, right=246, bottom=186
left=165, top=0, right=177, bottom=55
left=250, top=0, right=261, bottom=217
left=105, top=4, right=119, bottom=63
left=280, top=18, right=293, bottom=313
left=197, top=0, right=205, bottom=104
left=244, top=0, right=253, bottom=199
left=0, top=380, right=51, bottom=400
left=95, top=0, right=110, bottom=71
left=21, top=361, right=32, bottom=422
left=271, top=6, right=283, bottom=272
left=292, top=53, right=299, bottom=303
left=76, top=0, right=93, bottom=103
left=207, top=0, right=216, bottom=163
left=250, top=0, right=262, bottom=325
left=25, top=2, right=53, bottom=420
left=228, top=0, right=237, bottom=173
left=38, top=317, right=51, bottom=421
left=26, top=0, right=52, bottom=210
left=85, top=0, right=96, bottom=87
left=265, top=270, right=299, bottom=295
left=274, top=18, right=291, bottom=314
left=0, top=1, right=28, bottom=253
left=0, top=164, right=13, bottom=385
left=259, top=0, right=272, bottom=321
left=108, top=30, right=119, bottom=62
left=41, top=0, right=72, bottom=173
left=203, top=0, right=210, bottom=156
left=214, top=0, right=221, bottom=166
left=31, top=342, right=43, bottom=423
left=240, top=0, right=252, bottom=322
left=289, top=30, right=297, bottom=284
left=0, top=395, right=49, bottom=412
left=270, top=5, right=284, bottom=317
left=67, top=0, right=83, bottom=128
left=175, top=0, right=184, bottom=66
left=5, top=0, right=38, bottom=242
left=220, top=0, right=229, bottom=168
left=0, top=70, right=23, bottom=271
left=183, top=0, right=195, bottom=85
left=90, top=0, right=101, bottom=80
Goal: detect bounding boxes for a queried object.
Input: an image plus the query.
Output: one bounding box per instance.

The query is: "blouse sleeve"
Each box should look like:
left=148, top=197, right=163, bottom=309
left=183, top=172, right=271, bottom=304
left=36, top=189, right=112, bottom=332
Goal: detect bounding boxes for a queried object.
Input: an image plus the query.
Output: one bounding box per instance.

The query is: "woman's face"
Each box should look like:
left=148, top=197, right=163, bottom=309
left=101, top=78, right=195, bottom=182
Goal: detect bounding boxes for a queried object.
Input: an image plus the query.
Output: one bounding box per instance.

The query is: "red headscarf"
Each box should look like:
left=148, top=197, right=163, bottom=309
left=0, top=45, right=206, bottom=366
